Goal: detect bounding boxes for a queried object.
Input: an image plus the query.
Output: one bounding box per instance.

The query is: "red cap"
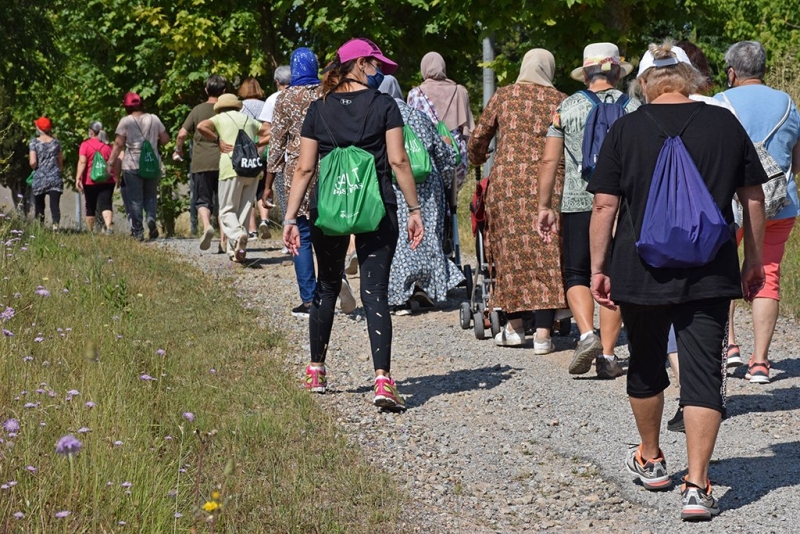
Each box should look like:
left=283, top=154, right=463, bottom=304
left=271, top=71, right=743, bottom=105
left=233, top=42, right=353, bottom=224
left=34, top=116, right=52, bottom=132
left=123, top=92, right=142, bottom=107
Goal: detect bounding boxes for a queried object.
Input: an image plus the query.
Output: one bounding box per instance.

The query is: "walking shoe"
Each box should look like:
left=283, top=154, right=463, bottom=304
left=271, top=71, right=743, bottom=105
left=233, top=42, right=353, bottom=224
left=667, top=406, right=685, bottom=433
left=248, top=231, right=258, bottom=239
left=569, top=333, right=603, bottom=375
left=596, top=355, right=623, bottom=379
left=281, top=246, right=291, bottom=255
left=52, top=224, right=60, bottom=232
left=392, top=304, right=412, bottom=316
left=681, top=478, right=720, bottom=521
left=104, top=228, right=114, bottom=236
left=533, top=336, right=554, bottom=355
left=747, top=360, right=770, bottom=384
left=374, top=376, right=406, bottom=411
left=344, top=251, right=358, bottom=275
left=291, top=303, right=311, bottom=318
left=199, top=226, right=215, bottom=251
left=495, top=327, right=524, bottom=347
left=258, top=220, right=271, bottom=240
left=625, top=445, right=673, bottom=490
left=147, top=220, right=159, bottom=240
left=233, top=233, right=248, bottom=262
left=726, top=344, right=743, bottom=368
left=338, top=278, right=356, bottom=314
left=303, top=364, right=327, bottom=393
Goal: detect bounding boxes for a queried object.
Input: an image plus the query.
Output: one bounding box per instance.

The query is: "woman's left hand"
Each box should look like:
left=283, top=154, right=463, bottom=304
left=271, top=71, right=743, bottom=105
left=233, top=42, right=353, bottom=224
left=283, top=224, right=300, bottom=256
left=218, top=139, right=233, bottom=154
left=407, top=211, right=424, bottom=250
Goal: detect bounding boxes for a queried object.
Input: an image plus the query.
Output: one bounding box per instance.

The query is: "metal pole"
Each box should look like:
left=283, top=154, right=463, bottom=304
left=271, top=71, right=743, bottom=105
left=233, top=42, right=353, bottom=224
left=482, top=35, right=496, bottom=177
left=75, top=191, right=82, bottom=231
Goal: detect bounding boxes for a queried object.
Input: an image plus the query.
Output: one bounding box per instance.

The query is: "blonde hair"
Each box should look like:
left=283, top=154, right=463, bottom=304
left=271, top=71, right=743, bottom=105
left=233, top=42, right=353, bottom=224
left=629, top=42, right=705, bottom=102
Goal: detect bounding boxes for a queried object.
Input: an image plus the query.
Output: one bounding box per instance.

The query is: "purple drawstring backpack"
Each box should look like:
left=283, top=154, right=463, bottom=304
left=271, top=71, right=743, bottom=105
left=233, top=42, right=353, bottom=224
left=632, top=106, right=731, bottom=268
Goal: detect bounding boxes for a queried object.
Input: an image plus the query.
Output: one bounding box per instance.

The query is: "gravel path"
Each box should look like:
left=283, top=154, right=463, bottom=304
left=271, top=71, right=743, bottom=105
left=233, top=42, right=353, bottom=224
left=161, top=235, right=800, bottom=533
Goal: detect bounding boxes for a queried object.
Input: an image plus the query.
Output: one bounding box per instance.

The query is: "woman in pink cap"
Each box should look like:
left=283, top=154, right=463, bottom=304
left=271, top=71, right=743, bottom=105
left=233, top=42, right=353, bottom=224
left=28, top=116, right=64, bottom=230
left=282, top=38, right=423, bottom=411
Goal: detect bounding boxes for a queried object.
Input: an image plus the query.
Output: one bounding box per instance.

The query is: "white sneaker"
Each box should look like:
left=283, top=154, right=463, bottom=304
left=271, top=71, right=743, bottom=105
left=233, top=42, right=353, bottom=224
left=258, top=221, right=271, bottom=240
left=495, top=327, right=524, bottom=347
left=199, top=227, right=215, bottom=251
left=533, top=337, right=554, bottom=355
left=338, top=278, right=356, bottom=314
left=344, top=251, right=358, bottom=275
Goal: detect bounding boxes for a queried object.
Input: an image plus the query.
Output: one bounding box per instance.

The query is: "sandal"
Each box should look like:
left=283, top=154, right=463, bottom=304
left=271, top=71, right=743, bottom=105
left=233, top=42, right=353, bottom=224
left=725, top=344, right=743, bottom=368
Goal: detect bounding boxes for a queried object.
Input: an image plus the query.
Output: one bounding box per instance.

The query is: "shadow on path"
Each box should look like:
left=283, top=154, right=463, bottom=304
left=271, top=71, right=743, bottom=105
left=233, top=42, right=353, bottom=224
left=725, top=385, right=800, bottom=418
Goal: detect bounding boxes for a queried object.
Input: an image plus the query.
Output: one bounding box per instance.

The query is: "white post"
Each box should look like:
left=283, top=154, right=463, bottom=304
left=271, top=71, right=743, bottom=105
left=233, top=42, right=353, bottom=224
left=482, top=35, right=496, bottom=177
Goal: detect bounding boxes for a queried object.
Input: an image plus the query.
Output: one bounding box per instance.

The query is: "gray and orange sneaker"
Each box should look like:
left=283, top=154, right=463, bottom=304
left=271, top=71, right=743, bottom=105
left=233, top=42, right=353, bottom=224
left=625, top=445, right=673, bottom=490
left=373, top=376, right=406, bottom=411
left=304, top=364, right=327, bottom=393
left=681, top=478, right=720, bottom=521
left=746, top=359, right=771, bottom=384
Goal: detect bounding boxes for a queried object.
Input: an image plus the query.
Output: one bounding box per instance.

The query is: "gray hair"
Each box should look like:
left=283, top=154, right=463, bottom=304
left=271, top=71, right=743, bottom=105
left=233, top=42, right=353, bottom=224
left=583, top=64, right=621, bottom=86
left=724, top=41, right=766, bottom=81
left=274, top=65, right=291, bottom=86
left=89, top=121, right=103, bottom=134
left=97, top=130, right=110, bottom=143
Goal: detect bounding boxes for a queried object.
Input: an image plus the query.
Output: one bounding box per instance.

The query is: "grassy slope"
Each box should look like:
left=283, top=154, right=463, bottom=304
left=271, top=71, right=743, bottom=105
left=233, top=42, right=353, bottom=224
left=0, top=217, right=400, bottom=532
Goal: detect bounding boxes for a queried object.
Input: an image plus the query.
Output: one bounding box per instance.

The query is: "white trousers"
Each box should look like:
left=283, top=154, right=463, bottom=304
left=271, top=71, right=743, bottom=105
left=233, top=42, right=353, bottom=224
left=218, top=176, right=258, bottom=253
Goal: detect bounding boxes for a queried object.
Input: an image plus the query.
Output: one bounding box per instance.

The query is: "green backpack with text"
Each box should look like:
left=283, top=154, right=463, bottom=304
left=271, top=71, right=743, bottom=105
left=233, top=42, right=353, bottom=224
left=90, top=149, right=108, bottom=182
left=393, top=124, right=431, bottom=184
left=132, top=116, right=161, bottom=180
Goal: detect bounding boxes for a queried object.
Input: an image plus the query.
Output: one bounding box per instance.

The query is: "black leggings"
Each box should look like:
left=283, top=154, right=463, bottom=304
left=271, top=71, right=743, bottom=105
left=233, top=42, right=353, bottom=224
left=561, top=211, right=592, bottom=290
left=84, top=183, right=115, bottom=217
left=507, top=309, right=556, bottom=328
left=34, top=191, right=61, bottom=224
left=309, top=207, right=398, bottom=372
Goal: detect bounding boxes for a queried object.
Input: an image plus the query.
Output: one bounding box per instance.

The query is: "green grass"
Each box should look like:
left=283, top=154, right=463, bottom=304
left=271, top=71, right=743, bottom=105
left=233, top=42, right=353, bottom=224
left=0, top=215, right=402, bottom=532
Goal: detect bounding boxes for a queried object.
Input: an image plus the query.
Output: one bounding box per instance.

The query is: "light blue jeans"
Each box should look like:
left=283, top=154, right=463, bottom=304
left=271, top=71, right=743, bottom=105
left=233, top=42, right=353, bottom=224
left=122, top=171, right=158, bottom=236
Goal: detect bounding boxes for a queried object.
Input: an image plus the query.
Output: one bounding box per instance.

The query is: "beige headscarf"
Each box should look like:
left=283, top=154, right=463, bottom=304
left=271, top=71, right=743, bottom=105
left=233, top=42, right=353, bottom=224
left=516, top=49, right=555, bottom=88
left=418, top=52, right=475, bottom=135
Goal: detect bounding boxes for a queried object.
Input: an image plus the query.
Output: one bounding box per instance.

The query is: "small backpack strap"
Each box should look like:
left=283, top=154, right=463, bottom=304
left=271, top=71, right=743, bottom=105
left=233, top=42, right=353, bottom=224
left=616, top=94, right=630, bottom=109
left=762, top=97, right=792, bottom=144
left=580, top=89, right=602, bottom=107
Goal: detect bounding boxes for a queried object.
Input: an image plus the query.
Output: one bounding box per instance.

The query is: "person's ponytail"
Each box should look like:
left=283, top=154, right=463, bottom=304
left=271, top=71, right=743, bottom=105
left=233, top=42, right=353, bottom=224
left=322, top=57, right=357, bottom=99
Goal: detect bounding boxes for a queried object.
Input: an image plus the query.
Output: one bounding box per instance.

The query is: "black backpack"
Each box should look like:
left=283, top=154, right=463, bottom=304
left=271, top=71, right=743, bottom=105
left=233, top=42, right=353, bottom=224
left=227, top=115, right=263, bottom=177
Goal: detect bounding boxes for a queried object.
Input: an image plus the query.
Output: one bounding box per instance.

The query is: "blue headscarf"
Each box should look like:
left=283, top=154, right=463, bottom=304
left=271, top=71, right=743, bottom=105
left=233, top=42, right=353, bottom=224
left=289, top=48, right=319, bottom=87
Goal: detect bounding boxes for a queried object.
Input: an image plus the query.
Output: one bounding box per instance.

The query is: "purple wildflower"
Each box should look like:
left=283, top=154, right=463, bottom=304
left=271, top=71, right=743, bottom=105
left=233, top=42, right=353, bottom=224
left=62, top=288, right=69, bottom=293
left=36, top=388, right=45, bottom=394
left=34, top=286, right=50, bottom=297
left=85, top=401, right=96, bottom=409
left=23, top=402, right=39, bottom=409
left=54, top=511, right=71, bottom=518
left=7, top=481, right=17, bottom=487
left=174, top=512, right=183, bottom=518
left=3, top=329, right=13, bottom=337
left=26, top=466, right=36, bottom=473
left=119, top=521, right=126, bottom=525
left=33, top=336, right=44, bottom=343
left=156, top=349, right=166, bottom=356
left=3, top=419, right=19, bottom=432
left=65, top=327, right=72, bottom=331
left=55, top=434, right=82, bottom=456
left=1, top=484, right=8, bottom=489
left=164, top=436, right=173, bottom=441
left=113, top=440, right=123, bottom=447
left=13, top=512, right=23, bottom=519
left=139, top=374, right=156, bottom=381
left=0, top=307, right=14, bottom=322
left=182, top=412, right=195, bottom=422
left=121, top=481, right=132, bottom=488
left=66, top=389, right=80, bottom=397
left=22, top=356, right=32, bottom=362
left=210, top=368, right=217, bottom=374
left=77, top=427, right=91, bottom=434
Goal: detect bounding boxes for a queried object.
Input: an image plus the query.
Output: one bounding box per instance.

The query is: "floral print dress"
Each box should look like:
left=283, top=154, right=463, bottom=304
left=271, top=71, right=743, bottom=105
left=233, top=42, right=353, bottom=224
left=388, top=103, right=465, bottom=306
left=468, top=83, right=567, bottom=313
left=29, top=138, right=63, bottom=196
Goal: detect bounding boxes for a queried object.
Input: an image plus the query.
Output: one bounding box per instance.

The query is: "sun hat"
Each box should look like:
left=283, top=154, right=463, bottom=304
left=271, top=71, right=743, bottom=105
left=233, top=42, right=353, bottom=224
left=636, top=45, right=692, bottom=77
left=123, top=92, right=142, bottom=107
left=213, top=93, right=243, bottom=113
left=570, top=42, right=634, bottom=81
left=34, top=116, right=52, bottom=132
left=335, top=38, right=398, bottom=75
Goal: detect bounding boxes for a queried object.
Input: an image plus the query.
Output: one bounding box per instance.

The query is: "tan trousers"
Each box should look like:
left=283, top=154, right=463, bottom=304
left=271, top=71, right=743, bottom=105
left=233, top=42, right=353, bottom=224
left=218, top=176, right=258, bottom=255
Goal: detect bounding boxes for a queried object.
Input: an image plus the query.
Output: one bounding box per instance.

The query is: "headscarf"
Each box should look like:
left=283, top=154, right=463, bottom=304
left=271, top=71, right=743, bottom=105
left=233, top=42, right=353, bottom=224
left=516, top=49, right=555, bottom=88
left=418, top=52, right=474, bottom=135
left=378, top=75, right=404, bottom=105
left=289, top=47, right=319, bottom=87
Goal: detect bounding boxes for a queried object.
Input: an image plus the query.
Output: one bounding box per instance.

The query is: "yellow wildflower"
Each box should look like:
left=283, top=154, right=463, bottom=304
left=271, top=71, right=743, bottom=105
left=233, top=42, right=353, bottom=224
left=202, top=501, right=219, bottom=513
left=211, top=491, right=221, bottom=500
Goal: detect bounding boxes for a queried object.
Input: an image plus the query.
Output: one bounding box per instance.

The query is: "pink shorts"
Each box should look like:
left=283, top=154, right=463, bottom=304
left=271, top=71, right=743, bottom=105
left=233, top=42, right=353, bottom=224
left=737, top=217, right=796, bottom=301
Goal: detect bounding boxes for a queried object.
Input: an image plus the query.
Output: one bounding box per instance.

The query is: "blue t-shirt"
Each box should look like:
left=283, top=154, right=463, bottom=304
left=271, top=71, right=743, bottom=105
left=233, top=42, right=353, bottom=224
left=715, top=85, right=800, bottom=220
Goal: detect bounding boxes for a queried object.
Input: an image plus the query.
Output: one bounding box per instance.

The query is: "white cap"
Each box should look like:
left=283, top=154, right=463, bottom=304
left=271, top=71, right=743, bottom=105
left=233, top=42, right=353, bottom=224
left=636, top=45, right=692, bottom=78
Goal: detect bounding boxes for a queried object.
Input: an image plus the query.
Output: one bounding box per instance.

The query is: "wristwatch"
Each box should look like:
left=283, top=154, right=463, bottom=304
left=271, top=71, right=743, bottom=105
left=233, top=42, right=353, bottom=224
left=283, top=219, right=297, bottom=226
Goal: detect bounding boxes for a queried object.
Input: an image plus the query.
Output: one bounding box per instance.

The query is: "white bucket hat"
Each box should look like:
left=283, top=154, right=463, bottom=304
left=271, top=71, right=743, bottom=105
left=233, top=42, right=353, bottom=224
left=570, top=42, right=634, bottom=81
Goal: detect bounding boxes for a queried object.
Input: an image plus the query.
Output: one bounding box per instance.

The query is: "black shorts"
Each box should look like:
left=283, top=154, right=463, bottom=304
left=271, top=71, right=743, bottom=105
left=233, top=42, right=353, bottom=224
left=561, top=211, right=592, bottom=290
left=84, top=183, right=115, bottom=217
left=620, top=298, right=730, bottom=413
left=192, top=171, right=219, bottom=211
left=256, top=175, right=266, bottom=200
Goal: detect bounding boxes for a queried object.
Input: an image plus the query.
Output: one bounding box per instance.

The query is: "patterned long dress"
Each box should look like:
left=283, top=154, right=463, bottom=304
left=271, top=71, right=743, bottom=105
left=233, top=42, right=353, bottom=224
left=388, top=103, right=465, bottom=306
left=29, top=138, right=63, bottom=196
left=468, top=83, right=567, bottom=314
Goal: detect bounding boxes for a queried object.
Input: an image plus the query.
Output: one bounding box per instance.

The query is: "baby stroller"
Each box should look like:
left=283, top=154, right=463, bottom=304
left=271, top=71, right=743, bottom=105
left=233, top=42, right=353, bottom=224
left=458, top=167, right=571, bottom=340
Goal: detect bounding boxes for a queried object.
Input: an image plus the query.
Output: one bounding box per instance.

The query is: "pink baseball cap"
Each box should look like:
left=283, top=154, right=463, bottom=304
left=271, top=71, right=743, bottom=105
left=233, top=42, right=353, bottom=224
left=336, top=38, right=398, bottom=75
left=123, top=92, right=142, bottom=107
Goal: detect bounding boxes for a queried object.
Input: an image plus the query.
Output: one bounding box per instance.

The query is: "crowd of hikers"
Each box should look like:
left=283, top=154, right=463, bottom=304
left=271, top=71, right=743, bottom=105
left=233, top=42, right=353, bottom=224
left=26, top=35, right=800, bottom=522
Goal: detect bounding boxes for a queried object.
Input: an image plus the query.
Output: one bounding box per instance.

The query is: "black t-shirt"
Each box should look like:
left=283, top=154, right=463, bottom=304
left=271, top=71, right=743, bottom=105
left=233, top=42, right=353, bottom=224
left=301, top=89, right=404, bottom=211
left=587, top=102, right=767, bottom=305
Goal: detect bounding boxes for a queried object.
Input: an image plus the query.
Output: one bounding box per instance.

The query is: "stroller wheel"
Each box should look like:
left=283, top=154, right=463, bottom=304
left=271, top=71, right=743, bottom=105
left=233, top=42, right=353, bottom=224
left=463, top=265, right=473, bottom=301
left=473, top=311, right=485, bottom=339
left=490, top=310, right=502, bottom=337
left=459, top=302, right=472, bottom=329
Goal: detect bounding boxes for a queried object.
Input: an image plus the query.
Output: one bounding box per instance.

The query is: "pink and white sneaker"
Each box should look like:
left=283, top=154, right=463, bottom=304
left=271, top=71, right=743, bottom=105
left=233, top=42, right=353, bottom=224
left=373, top=376, right=406, bottom=411
left=304, top=365, right=327, bottom=393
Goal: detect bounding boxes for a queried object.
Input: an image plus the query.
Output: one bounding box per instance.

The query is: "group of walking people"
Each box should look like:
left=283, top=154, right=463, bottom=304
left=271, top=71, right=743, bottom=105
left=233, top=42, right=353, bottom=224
left=25, top=34, right=798, bottom=523
left=468, top=37, right=797, bottom=522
